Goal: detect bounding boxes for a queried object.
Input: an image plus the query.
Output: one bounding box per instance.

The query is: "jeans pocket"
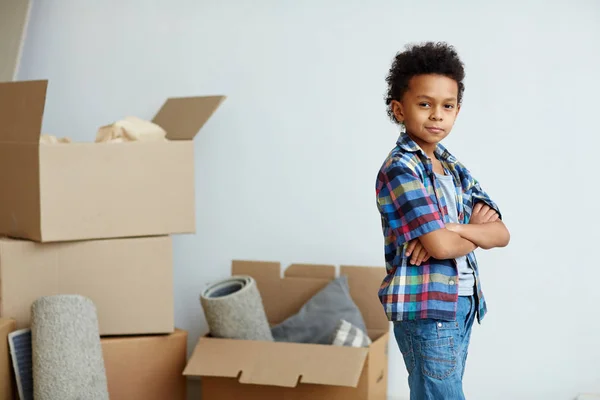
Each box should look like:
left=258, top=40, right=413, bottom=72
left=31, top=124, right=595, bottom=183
left=416, top=336, right=458, bottom=380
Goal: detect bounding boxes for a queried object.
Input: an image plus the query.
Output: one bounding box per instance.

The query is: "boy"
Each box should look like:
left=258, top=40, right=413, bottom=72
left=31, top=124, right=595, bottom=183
left=375, top=42, right=510, bottom=400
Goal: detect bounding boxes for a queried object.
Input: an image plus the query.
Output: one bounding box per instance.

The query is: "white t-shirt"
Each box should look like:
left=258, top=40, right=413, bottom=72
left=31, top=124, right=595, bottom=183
left=435, top=172, right=474, bottom=296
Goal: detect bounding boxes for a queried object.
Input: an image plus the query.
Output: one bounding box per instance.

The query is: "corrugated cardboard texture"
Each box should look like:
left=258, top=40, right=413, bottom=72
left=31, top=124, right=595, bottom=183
left=197, top=332, right=389, bottom=400
left=0, top=80, right=45, bottom=144
left=186, top=337, right=369, bottom=387
left=340, top=265, right=389, bottom=331
left=0, top=236, right=174, bottom=335
left=102, top=330, right=187, bottom=400
left=0, top=318, right=16, bottom=400
left=153, top=95, right=225, bottom=140
left=366, top=328, right=390, bottom=400
left=0, top=143, right=41, bottom=241
left=0, top=80, right=225, bottom=242
left=185, top=261, right=390, bottom=400
left=38, top=141, right=195, bottom=242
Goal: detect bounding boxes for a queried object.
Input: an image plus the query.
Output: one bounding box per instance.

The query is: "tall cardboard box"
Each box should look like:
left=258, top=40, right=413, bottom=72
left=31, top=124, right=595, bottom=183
left=0, top=236, right=174, bottom=336
left=0, top=319, right=16, bottom=400
left=184, top=261, right=390, bottom=400
left=102, top=329, right=187, bottom=400
left=0, top=79, right=225, bottom=243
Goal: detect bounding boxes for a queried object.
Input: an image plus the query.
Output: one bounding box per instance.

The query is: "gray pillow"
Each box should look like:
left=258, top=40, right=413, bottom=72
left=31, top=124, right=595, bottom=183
left=270, top=275, right=367, bottom=345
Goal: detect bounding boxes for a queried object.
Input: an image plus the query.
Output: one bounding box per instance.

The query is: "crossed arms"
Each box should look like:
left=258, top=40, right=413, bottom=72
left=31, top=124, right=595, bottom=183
left=376, top=162, right=510, bottom=266
left=406, top=202, right=511, bottom=265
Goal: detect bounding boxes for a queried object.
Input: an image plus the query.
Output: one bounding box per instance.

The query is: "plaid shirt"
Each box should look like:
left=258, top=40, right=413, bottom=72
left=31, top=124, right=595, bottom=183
left=376, top=133, right=501, bottom=323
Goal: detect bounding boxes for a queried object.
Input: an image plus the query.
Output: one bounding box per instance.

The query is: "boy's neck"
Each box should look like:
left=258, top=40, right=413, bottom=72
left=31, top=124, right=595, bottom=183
left=422, top=147, right=437, bottom=160
left=406, top=132, right=437, bottom=160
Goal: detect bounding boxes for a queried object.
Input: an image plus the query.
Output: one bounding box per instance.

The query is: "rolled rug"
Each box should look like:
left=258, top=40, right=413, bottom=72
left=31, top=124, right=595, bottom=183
left=31, top=295, right=109, bottom=400
left=200, top=275, right=273, bottom=341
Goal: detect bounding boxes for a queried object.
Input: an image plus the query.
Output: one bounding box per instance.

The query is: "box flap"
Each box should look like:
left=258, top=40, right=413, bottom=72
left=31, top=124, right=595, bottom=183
left=340, top=266, right=389, bottom=331
left=152, top=95, right=225, bottom=140
left=0, top=80, right=47, bottom=143
left=183, top=337, right=369, bottom=388
left=0, top=141, right=42, bottom=241
left=284, top=264, right=335, bottom=279
left=231, top=260, right=281, bottom=281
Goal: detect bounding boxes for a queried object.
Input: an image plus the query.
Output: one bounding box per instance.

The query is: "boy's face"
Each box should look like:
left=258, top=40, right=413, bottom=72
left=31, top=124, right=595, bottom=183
left=391, top=74, right=460, bottom=153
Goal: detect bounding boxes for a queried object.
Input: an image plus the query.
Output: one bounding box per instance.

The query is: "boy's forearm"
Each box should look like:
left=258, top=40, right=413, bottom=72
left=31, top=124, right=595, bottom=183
left=453, top=221, right=510, bottom=250
left=438, top=231, right=478, bottom=259
left=418, top=229, right=478, bottom=260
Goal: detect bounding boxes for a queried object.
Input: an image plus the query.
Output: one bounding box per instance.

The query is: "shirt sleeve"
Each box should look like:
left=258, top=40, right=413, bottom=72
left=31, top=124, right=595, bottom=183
left=461, top=165, right=502, bottom=220
left=376, top=161, right=445, bottom=246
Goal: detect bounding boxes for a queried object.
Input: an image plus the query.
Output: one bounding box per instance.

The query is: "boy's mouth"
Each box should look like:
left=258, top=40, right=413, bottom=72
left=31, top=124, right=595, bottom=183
left=425, top=126, right=445, bottom=134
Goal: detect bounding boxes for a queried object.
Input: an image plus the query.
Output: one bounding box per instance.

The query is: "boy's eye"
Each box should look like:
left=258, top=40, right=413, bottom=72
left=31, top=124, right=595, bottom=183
left=445, top=104, right=455, bottom=109
left=419, top=102, right=430, bottom=108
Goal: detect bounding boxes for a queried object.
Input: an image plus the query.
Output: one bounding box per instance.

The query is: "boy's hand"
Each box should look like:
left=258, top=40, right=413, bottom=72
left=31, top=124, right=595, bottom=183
left=470, top=203, right=499, bottom=224
left=445, top=223, right=461, bottom=233
left=405, top=239, right=431, bottom=265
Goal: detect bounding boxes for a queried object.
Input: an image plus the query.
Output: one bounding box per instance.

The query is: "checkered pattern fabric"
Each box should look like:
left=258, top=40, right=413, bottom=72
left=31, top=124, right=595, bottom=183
left=375, top=133, right=501, bottom=323
left=331, top=319, right=372, bottom=348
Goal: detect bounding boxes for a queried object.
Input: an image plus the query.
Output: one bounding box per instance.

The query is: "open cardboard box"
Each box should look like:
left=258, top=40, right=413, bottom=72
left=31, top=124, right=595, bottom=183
left=184, top=260, right=390, bottom=400
left=0, top=236, right=174, bottom=336
left=0, top=79, right=225, bottom=242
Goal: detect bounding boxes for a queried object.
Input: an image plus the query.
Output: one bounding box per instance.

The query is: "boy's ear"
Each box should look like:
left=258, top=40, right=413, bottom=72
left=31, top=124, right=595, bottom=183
left=391, top=100, right=404, bottom=123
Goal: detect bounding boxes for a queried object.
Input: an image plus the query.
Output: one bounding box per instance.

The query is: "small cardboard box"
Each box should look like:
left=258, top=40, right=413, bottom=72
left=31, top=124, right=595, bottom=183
left=184, top=261, right=390, bottom=400
left=0, top=319, right=16, bottom=400
left=102, top=329, right=187, bottom=400
left=0, top=79, right=225, bottom=243
left=0, top=236, right=174, bottom=336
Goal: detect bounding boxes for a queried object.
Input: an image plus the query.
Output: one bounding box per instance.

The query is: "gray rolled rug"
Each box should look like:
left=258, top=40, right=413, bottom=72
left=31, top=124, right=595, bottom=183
left=31, top=295, right=109, bottom=400
left=200, top=275, right=273, bottom=341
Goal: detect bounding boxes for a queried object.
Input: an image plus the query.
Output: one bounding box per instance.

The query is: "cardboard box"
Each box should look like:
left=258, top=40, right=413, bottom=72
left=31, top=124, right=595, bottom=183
left=184, top=261, right=390, bottom=400
left=0, top=319, right=16, bottom=400
left=0, top=236, right=174, bottom=336
left=0, top=79, right=225, bottom=243
left=102, top=329, right=187, bottom=400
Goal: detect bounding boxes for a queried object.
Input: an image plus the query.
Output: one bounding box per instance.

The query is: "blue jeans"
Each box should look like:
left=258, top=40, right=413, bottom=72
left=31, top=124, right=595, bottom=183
left=393, top=296, right=476, bottom=400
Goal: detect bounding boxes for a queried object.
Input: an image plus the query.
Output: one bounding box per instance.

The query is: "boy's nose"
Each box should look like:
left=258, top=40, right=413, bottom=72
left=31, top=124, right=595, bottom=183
left=430, top=106, right=444, bottom=121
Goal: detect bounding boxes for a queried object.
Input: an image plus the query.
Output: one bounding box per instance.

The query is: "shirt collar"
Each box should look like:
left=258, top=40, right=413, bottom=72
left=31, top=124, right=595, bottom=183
left=396, top=132, right=457, bottom=163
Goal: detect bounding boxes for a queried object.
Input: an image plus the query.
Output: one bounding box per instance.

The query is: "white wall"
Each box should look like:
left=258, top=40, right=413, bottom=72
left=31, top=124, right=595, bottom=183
left=17, top=1, right=600, bottom=399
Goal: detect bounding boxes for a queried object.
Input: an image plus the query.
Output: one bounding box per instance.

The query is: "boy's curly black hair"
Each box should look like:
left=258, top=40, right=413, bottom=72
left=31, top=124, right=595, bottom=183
left=385, top=41, right=465, bottom=124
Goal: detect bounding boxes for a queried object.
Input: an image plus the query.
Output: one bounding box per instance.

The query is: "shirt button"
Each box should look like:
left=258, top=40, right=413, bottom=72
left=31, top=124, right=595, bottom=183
left=437, top=322, right=443, bottom=328
left=449, top=280, right=455, bottom=285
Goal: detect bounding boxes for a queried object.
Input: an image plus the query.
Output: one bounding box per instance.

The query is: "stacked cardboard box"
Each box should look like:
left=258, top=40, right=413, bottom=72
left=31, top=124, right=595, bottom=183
left=0, top=79, right=225, bottom=399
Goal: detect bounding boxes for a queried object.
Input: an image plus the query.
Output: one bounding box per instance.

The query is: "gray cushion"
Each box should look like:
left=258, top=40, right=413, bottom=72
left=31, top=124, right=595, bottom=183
left=270, top=275, right=367, bottom=345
